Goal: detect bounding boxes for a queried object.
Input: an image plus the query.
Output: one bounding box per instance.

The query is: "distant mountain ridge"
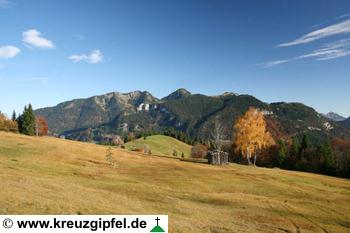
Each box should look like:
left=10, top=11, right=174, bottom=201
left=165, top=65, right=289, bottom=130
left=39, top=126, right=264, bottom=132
left=35, top=90, right=159, bottom=134
left=342, top=117, right=350, bottom=128
left=35, top=89, right=350, bottom=143
left=322, top=112, right=346, bottom=122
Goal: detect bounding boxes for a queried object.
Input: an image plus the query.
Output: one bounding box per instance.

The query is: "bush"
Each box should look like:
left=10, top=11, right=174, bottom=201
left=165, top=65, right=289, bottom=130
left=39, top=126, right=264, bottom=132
left=0, top=112, right=18, bottom=132
left=111, top=136, right=124, bottom=146
left=172, top=149, right=178, bottom=157
left=191, top=144, right=208, bottom=159
left=143, top=145, right=151, bottom=155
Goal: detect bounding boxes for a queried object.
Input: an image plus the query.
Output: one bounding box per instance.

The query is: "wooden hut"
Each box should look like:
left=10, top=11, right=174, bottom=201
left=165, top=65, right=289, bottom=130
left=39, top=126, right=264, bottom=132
left=207, top=150, right=229, bottom=165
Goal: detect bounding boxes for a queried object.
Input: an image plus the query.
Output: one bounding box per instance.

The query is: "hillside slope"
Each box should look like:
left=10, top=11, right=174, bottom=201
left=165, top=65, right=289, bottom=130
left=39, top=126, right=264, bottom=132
left=342, top=117, right=350, bottom=128
left=1, top=132, right=350, bottom=232
left=35, top=91, right=159, bottom=134
left=125, top=135, right=192, bottom=158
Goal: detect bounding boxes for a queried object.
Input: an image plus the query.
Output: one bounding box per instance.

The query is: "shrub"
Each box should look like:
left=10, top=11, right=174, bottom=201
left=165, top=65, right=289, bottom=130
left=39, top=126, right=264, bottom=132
left=111, top=136, right=124, bottom=146
left=143, top=145, right=151, bottom=154
left=0, top=112, right=18, bottom=132
left=172, top=149, right=178, bottom=157
left=191, top=144, right=208, bottom=159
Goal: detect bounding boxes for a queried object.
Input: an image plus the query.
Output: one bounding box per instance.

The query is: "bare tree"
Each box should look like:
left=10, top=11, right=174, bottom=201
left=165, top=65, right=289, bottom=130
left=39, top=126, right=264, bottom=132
left=210, top=119, right=225, bottom=152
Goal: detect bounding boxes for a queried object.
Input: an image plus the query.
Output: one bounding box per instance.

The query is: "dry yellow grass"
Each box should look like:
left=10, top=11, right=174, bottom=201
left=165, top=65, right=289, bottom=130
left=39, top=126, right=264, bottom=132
left=0, top=131, right=350, bottom=232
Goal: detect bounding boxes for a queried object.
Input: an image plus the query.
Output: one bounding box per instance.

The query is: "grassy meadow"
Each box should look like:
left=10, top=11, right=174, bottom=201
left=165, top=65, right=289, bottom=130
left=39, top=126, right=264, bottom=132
left=0, top=131, right=350, bottom=232
left=125, top=135, right=192, bottom=158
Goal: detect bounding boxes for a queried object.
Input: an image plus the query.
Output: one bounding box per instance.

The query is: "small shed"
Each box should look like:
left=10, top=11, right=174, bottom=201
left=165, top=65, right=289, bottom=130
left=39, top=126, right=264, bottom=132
left=207, top=150, right=229, bottom=165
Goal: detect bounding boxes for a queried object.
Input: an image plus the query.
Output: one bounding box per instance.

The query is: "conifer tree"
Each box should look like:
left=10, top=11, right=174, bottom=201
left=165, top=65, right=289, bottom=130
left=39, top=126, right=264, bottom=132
left=291, top=137, right=300, bottom=157
left=11, top=110, right=16, bottom=121
left=300, top=133, right=310, bottom=158
left=276, top=140, right=287, bottom=167
left=21, top=104, right=36, bottom=136
left=319, top=141, right=334, bottom=173
left=16, top=114, right=23, bottom=133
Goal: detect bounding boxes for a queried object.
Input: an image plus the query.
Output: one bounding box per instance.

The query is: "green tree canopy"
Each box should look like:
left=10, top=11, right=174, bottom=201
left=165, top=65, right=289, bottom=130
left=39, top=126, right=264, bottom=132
left=19, top=104, right=36, bottom=136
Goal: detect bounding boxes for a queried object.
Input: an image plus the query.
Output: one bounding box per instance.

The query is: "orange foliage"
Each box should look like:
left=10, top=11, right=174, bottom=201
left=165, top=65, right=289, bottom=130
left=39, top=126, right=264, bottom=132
left=191, top=144, right=209, bottom=159
left=233, top=107, right=275, bottom=164
left=265, top=117, right=287, bottom=140
left=35, top=116, right=49, bottom=136
left=331, top=138, right=350, bottom=152
left=0, top=112, right=18, bottom=132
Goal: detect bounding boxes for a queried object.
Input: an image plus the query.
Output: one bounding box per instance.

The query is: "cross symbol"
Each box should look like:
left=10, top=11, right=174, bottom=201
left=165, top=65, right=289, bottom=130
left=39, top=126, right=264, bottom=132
left=155, top=217, right=160, bottom=226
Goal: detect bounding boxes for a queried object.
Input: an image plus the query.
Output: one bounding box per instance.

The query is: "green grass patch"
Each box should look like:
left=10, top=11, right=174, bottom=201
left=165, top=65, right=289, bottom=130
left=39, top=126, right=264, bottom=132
left=125, top=135, right=192, bottom=158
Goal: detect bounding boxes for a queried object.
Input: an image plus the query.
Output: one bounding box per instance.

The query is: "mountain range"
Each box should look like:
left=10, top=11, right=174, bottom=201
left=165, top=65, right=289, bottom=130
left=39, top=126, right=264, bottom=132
left=35, top=89, right=350, bottom=144
left=322, top=112, right=346, bottom=122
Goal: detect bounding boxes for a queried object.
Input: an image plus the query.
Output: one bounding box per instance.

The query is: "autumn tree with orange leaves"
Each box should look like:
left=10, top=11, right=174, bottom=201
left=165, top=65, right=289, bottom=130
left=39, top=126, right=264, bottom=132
left=233, top=107, right=275, bottom=166
left=0, top=112, right=18, bottom=132
left=35, top=116, right=49, bottom=136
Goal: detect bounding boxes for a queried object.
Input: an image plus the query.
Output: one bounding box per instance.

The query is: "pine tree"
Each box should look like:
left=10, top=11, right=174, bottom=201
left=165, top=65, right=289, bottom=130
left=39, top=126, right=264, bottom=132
left=301, top=133, right=309, bottom=150
left=17, top=114, right=23, bottom=133
left=276, top=140, right=287, bottom=167
left=300, top=133, right=310, bottom=158
left=291, top=137, right=300, bottom=157
left=11, top=110, right=16, bottom=121
left=21, top=104, right=36, bottom=136
left=319, top=141, right=334, bottom=174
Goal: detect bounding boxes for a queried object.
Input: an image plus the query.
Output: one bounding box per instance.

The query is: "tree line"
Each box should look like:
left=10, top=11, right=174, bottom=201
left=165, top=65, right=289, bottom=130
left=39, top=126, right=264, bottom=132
left=181, top=107, right=350, bottom=178
left=0, top=104, right=48, bottom=136
left=122, top=128, right=204, bottom=145
left=267, top=136, right=350, bottom=177
left=230, top=108, right=350, bottom=178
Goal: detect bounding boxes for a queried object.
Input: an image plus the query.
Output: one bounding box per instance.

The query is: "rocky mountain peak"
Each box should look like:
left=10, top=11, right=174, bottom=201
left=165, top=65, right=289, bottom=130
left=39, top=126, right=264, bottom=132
left=322, top=112, right=346, bottom=122
left=162, top=88, right=191, bottom=100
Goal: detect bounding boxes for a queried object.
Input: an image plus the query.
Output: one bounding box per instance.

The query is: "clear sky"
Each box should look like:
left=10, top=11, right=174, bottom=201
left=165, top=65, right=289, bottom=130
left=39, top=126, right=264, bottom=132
left=0, top=0, right=349, bottom=117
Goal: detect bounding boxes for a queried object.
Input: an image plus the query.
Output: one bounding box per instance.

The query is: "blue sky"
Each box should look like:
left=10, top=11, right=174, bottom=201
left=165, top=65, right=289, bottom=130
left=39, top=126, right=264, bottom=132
left=0, top=0, right=350, bottom=117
